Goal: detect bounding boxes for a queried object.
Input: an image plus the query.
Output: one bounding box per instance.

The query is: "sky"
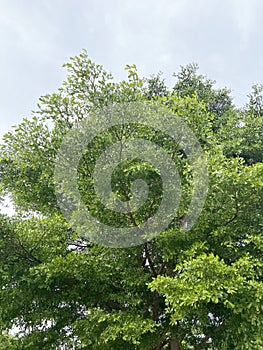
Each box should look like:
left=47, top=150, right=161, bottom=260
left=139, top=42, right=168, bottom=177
left=1, top=0, right=263, bottom=141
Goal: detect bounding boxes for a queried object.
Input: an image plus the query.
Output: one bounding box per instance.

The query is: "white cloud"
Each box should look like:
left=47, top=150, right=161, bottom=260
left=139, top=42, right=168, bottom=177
left=231, top=0, right=260, bottom=49
left=0, top=0, right=263, bottom=140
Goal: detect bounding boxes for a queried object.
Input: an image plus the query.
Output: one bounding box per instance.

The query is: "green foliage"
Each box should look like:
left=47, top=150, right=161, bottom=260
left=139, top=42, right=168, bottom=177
left=0, top=50, right=262, bottom=349
left=173, top=63, right=234, bottom=122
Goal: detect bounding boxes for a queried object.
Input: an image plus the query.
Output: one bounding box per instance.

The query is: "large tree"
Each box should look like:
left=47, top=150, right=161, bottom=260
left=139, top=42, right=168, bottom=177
left=0, top=50, right=262, bottom=349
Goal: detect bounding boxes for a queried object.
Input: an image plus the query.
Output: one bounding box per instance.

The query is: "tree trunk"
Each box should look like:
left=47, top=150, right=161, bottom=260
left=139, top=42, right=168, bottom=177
left=170, top=336, right=180, bottom=350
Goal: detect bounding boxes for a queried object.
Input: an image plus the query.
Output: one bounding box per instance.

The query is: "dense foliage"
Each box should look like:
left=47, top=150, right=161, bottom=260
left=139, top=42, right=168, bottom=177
left=0, top=50, right=262, bottom=349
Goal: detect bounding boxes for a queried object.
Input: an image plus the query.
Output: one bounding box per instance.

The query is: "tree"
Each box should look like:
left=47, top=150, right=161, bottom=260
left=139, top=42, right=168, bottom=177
left=0, top=50, right=262, bottom=349
left=172, top=63, right=234, bottom=130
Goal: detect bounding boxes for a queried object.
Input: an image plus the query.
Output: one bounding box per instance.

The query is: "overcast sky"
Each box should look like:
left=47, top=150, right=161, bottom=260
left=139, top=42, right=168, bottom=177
left=1, top=0, right=263, bottom=141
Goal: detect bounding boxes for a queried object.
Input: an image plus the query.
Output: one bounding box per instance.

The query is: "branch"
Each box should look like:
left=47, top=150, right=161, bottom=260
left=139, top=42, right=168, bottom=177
left=156, top=338, right=169, bottom=350
left=14, top=238, right=42, bottom=264
left=170, top=336, right=180, bottom=350
left=224, top=192, right=239, bottom=226
left=106, top=300, right=126, bottom=311
left=124, top=192, right=144, bottom=234
left=155, top=327, right=170, bottom=349
left=158, top=261, right=167, bottom=275
left=197, top=323, right=223, bottom=349
left=144, top=242, right=157, bottom=277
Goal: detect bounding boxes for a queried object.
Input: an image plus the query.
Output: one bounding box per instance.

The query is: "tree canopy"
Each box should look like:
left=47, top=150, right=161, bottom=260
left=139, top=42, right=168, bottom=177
left=0, top=50, right=262, bottom=349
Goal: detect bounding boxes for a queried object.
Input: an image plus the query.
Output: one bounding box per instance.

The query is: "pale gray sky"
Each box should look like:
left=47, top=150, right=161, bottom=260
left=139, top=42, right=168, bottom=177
left=1, top=0, right=263, bottom=140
